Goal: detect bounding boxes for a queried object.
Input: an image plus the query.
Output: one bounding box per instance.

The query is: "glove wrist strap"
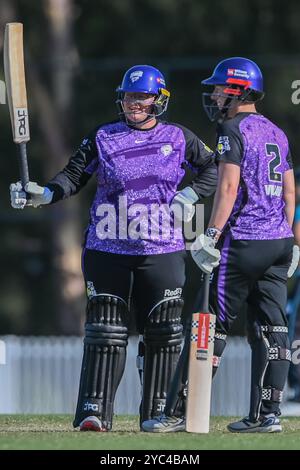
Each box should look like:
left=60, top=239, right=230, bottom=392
left=205, top=227, right=222, bottom=243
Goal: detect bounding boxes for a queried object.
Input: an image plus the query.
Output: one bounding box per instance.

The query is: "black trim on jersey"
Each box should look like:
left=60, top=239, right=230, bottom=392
left=169, top=122, right=217, bottom=200
left=46, top=122, right=118, bottom=203
left=215, top=113, right=249, bottom=166
left=46, top=119, right=217, bottom=204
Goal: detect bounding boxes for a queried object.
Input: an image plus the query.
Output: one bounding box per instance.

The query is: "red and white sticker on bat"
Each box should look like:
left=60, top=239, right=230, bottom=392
left=196, top=313, right=209, bottom=360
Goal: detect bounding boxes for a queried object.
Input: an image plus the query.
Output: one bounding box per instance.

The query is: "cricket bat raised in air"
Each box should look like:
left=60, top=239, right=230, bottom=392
left=4, top=22, right=30, bottom=188
left=186, top=272, right=216, bottom=433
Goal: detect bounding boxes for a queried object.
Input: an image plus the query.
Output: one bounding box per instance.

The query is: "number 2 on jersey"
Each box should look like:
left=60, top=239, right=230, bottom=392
left=266, top=143, right=282, bottom=183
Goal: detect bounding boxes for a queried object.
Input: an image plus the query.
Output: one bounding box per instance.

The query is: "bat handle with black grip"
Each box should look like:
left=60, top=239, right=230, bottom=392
left=199, top=272, right=210, bottom=313
left=18, top=142, right=30, bottom=188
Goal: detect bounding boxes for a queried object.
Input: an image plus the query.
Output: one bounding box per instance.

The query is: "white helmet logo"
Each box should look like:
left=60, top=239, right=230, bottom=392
left=130, top=71, right=143, bottom=83
left=160, top=144, right=173, bottom=156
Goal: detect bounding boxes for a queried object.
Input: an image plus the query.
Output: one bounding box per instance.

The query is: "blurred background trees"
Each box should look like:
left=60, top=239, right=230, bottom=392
left=0, top=0, right=299, bottom=335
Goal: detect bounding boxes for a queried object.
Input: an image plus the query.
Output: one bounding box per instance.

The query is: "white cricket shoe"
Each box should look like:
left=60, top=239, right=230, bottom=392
left=142, top=414, right=185, bottom=433
left=79, top=416, right=107, bottom=432
left=227, top=414, right=282, bottom=433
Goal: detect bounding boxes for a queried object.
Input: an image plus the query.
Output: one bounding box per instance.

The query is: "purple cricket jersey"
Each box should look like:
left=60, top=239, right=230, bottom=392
left=216, top=113, right=293, bottom=240
left=47, top=120, right=216, bottom=255
left=86, top=121, right=186, bottom=255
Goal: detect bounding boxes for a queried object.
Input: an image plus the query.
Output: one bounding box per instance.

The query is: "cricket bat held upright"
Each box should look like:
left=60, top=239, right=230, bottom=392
left=186, top=272, right=216, bottom=433
left=4, top=22, right=30, bottom=187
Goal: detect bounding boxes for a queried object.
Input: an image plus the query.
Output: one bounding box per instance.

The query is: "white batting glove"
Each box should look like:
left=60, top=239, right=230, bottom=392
left=10, top=182, right=27, bottom=209
left=10, top=181, right=53, bottom=209
left=170, top=187, right=198, bottom=223
left=191, top=232, right=221, bottom=274
left=288, top=245, right=300, bottom=278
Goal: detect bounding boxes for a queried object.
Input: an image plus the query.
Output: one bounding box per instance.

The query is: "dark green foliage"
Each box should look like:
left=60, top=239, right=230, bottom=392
left=0, top=0, right=299, bottom=334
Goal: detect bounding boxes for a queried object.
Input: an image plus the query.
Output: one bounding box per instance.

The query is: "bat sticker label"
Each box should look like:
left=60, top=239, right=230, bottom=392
left=196, top=313, right=209, bottom=360
left=196, top=349, right=208, bottom=360
left=14, top=107, right=29, bottom=140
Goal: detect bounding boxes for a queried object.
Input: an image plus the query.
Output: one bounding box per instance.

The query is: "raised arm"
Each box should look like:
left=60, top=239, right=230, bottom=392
left=46, top=130, right=99, bottom=203
left=10, top=129, right=99, bottom=209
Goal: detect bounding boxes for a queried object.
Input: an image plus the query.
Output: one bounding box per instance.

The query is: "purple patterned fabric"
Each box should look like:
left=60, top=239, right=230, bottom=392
left=229, top=114, right=293, bottom=240
left=85, top=121, right=186, bottom=255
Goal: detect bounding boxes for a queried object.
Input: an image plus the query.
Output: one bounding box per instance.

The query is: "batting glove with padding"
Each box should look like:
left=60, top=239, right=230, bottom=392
left=190, top=232, right=221, bottom=274
left=10, top=181, right=53, bottom=209
left=170, top=186, right=198, bottom=223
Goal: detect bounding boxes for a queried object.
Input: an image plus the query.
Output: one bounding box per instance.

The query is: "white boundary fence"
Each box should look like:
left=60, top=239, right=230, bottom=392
left=0, top=335, right=252, bottom=416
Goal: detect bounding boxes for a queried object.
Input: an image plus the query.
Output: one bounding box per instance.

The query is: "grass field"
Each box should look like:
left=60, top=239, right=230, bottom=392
left=0, top=415, right=300, bottom=450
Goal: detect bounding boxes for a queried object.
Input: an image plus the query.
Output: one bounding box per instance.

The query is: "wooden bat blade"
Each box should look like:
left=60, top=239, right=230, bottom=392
left=4, top=22, right=30, bottom=143
left=186, top=310, right=216, bottom=433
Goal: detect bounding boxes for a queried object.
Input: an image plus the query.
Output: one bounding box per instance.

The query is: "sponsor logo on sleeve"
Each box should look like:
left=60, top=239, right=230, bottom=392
left=217, top=135, right=231, bottom=155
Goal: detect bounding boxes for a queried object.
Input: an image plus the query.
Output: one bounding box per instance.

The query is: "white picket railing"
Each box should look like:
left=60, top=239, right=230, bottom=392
left=0, top=335, right=267, bottom=417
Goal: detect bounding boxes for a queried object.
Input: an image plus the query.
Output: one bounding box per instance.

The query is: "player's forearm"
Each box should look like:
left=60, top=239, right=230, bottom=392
left=207, top=162, right=240, bottom=234
left=46, top=131, right=98, bottom=203
left=284, top=196, right=295, bottom=228
left=46, top=171, right=91, bottom=202
left=283, top=169, right=295, bottom=228
left=294, top=222, right=300, bottom=246
left=208, top=183, right=237, bottom=231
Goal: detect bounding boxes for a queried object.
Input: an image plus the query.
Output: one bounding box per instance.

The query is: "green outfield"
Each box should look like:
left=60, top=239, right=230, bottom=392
left=0, top=415, right=300, bottom=450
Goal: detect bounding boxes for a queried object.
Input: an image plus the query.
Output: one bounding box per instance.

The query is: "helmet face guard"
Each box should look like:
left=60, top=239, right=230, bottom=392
left=201, top=57, right=265, bottom=122
left=202, top=83, right=257, bottom=122
left=116, top=65, right=170, bottom=124
left=116, top=88, right=170, bottom=124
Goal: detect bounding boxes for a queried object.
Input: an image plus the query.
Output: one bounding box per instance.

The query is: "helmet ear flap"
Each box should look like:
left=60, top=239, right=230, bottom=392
left=243, top=90, right=265, bottom=102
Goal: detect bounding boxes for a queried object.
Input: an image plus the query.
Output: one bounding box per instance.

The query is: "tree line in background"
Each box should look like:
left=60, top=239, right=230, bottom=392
left=0, top=0, right=299, bottom=335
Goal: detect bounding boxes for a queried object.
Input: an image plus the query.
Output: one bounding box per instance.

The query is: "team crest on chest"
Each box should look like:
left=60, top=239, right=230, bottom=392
left=160, top=144, right=173, bottom=156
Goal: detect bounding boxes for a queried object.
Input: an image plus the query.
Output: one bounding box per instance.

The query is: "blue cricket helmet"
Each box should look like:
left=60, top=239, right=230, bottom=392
left=202, top=57, right=264, bottom=93
left=116, top=65, right=170, bottom=123
left=117, top=65, right=168, bottom=95
left=202, top=57, right=264, bottom=121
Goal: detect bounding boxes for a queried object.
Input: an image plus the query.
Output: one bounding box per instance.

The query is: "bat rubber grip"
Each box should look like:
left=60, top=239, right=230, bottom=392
left=18, top=142, right=30, bottom=188
left=200, top=272, right=210, bottom=313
